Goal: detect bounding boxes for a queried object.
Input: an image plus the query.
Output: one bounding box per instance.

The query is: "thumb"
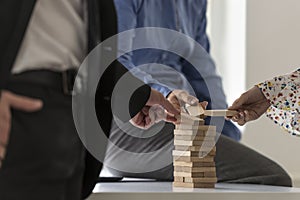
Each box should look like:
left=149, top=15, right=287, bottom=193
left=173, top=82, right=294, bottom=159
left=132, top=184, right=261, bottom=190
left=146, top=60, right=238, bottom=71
left=5, top=92, right=43, bottom=112
left=176, top=90, right=198, bottom=105
left=182, top=94, right=198, bottom=106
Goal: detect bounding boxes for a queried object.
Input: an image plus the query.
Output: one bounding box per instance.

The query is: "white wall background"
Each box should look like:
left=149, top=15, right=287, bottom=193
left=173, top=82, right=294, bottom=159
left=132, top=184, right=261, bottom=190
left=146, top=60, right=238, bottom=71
left=207, top=0, right=300, bottom=186
left=244, top=0, right=300, bottom=186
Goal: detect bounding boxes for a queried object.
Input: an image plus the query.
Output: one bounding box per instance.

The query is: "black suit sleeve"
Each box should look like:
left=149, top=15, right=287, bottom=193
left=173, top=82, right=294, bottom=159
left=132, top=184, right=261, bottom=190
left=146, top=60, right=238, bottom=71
left=95, top=60, right=151, bottom=136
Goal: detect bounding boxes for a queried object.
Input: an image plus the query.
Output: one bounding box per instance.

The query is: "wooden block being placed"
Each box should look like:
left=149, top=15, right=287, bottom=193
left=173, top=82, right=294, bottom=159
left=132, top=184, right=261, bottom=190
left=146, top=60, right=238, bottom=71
left=172, top=150, right=216, bottom=157
left=176, top=113, right=201, bottom=123
left=174, top=140, right=215, bottom=147
left=173, top=182, right=215, bottom=188
left=184, top=177, right=217, bottom=183
left=173, top=161, right=215, bottom=168
left=174, top=135, right=215, bottom=141
left=185, top=104, right=205, bottom=116
left=174, top=166, right=216, bottom=173
left=173, top=155, right=214, bottom=162
left=204, top=109, right=238, bottom=117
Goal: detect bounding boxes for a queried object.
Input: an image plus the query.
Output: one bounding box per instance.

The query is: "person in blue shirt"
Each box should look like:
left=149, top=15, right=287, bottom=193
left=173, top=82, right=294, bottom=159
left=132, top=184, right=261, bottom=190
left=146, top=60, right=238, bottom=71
left=101, top=0, right=292, bottom=186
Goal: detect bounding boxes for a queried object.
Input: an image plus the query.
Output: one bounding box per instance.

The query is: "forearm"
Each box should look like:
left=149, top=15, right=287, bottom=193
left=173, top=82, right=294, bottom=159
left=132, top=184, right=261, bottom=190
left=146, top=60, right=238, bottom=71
left=256, top=68, right=300, bottom=111
left=256, top=68, right=300, bottom=136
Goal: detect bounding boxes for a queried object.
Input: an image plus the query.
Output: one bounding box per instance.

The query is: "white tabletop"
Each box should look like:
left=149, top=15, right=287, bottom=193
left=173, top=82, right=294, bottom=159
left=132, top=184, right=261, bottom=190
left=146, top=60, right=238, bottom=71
left=88, top=178, right=300, bottom=200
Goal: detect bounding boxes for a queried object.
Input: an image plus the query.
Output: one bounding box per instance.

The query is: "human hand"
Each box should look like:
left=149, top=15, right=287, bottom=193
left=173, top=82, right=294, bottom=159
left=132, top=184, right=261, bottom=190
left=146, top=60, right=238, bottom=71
left=228, top=86, right=271, bottom=126
left=130, top=89, right=180, bottom=129
left=0, top=90, right=43, bottom=167
left=167, top=90, right=199, bottom=112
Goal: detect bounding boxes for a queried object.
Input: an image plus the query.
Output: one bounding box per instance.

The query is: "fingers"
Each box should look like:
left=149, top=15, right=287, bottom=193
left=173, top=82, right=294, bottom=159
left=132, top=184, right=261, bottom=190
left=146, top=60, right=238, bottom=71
left=0, top=97, right=11, bottom=164
left=231, top=110, right=256, bottom=126
left=147, top=105, right=177, bottom=128
left=4, top=91, right=43, bottom=112
left=173, top=90, right=198, bottom=106
left=199, top=101, right=208, bottom=109
left=130, top=113, right=147, bottom=129
left=180, top=94, right=198, bottom=105
left=130, top=104, right=178, bottom=130
left=160, top=98, right=180, bottom=116
left=231, top=111, right=246, bottom=126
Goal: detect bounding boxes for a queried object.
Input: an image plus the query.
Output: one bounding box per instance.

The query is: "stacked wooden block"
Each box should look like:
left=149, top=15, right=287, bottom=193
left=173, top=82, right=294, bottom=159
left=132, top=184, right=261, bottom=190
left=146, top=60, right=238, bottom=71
left=172, top=109, right=218, bottom=188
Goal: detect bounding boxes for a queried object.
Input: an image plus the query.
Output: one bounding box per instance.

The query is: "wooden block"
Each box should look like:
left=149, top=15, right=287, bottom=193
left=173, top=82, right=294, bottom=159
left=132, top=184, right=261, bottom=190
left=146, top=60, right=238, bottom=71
left=173, top=156, right=214, bottom=162
left=174, top=140, right=215, bottom=147
left=172, top=150, right=216, bottom=157
left=176, top=113, right=201, bottom=123
left=174, top=135, right=215, bottom=141
left=173, top=182, right=215, bottom=188
left=175, top=145, right=216, bottom=152
left=173, top=161, right=215, bottom=167
left=204, top=109, right=238, bottom=117
left=197, top=126, right=217, bottom=132
left=174, top=166, right=216, bottom=173
left=185, top=104, right=205, bottom=116
left=175, top=122, right=204, bottom=130
left=184, top=177, right=217, bottom=183
left=204, top=171, right=217, bottom=177
left=174, top=176, right=184, bottom=182
left=174, top=129, right=216, bottom=137
left=173, top=171, right=205, bottom=177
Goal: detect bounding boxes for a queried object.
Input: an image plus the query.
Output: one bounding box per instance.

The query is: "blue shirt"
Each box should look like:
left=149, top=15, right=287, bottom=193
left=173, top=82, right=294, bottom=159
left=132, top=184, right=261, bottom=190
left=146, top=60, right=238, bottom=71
left=114, top=0, right=241, bottom=141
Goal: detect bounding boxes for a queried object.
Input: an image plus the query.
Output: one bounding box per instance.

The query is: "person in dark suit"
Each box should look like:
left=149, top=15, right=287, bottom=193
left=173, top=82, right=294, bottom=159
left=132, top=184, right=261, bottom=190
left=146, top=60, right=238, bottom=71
left=0, top=0, right=179, bottom=199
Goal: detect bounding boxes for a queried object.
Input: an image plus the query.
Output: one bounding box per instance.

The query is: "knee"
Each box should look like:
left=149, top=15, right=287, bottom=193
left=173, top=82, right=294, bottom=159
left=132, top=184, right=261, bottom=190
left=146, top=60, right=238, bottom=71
left=272, top=173, right=293, bottom=187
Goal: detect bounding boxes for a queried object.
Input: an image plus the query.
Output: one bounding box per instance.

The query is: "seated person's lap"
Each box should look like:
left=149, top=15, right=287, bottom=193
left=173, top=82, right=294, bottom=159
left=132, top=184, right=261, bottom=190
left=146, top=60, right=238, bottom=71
left=103, top=121, right=292, bottom=187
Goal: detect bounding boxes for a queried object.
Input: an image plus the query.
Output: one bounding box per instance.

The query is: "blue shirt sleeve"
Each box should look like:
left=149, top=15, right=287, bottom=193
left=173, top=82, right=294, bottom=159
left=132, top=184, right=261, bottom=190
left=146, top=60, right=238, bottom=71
left=114, top=0, right=172, bottom=96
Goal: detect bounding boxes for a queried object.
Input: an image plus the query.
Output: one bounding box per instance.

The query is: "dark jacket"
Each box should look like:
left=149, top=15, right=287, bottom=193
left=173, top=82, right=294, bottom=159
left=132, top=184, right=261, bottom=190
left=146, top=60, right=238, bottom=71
left=0, top=0, right=150, bottom=199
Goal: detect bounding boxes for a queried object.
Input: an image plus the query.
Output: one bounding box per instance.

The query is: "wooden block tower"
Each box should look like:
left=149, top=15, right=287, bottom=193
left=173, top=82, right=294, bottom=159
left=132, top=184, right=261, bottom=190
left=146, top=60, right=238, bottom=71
left=172, top=106, right=218, bottom=188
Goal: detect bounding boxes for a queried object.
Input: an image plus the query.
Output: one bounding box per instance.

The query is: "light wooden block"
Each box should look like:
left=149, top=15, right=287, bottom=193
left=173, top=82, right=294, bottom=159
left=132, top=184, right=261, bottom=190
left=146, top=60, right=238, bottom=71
left=174, top=140, right=215, bottom=147
left=185, top=104, right=205, bottom=116
left=173, top=171, right=205, bottom=177
left=175, top=122, right=205, bottom=130
left=173, top=156, right=214, bottom=162
left=174, top=145, right=216, bottom=152
left=204, top=109, right=238, bottom=117
left=176, top=113, right=201, bottom=122
left=172, top=150, right=216, bottom=157
left=184, top=177, right=218, bottom=183
left=173, top=161, right=216, bottom=168
left=174, top=166, right=216, bottom=173
left=173, top=182, right=215, bottom=188
left=174, top=176, right=184, bottom=182
left=174, top=135, right=215, bottom=141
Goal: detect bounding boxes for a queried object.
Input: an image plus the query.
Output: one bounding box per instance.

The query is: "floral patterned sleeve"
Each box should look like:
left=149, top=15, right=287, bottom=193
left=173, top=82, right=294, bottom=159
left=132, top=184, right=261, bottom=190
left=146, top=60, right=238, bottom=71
left=256, top=68, right=300, bottom=137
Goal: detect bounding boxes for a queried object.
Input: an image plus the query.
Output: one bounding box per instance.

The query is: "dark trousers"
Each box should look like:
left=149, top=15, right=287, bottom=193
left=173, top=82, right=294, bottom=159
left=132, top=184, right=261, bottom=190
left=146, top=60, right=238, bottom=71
left=0, top=72, right=85, bottom=200
left=103, top=121, right=292, bottom=187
